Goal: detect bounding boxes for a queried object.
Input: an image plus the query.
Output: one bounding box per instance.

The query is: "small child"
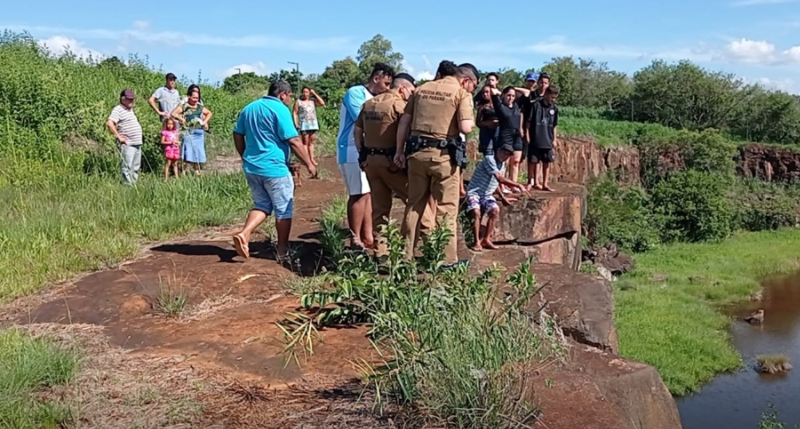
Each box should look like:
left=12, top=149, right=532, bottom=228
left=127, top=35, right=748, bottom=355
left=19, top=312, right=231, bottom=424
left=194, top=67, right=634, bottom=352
left=465, top=143, right=527, bottom=251
left=525, top=86, right=560, bottom=191
left=161, top=118, right=180, bottom=180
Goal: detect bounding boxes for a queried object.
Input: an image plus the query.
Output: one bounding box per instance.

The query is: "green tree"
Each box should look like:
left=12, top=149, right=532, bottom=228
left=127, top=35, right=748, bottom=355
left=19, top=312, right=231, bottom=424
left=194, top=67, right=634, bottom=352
left=627, top=60, right=746, bottom=131
left=268, top=69, right=304, bottom=92
left=221, top=71, right=269, bottom=94
left=356, top=34, right=403, bottom=80
left=540, top=57, right=632, bottom=109
left=732, top=86, right=800, bottom=143
left=321, top=56, right=361, bottom=88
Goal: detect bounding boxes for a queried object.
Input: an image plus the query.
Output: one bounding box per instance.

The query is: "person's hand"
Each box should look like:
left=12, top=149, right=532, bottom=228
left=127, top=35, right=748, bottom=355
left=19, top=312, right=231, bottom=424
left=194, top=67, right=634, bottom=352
left=393, top=153, right=406, bottom=169
left=306, top=163, right=318, bottom=178
left=505, top=196, right=518, bottom=204
left=159, top=111, right=168, bottom=117
left=117, top=135, right=127, bottom=144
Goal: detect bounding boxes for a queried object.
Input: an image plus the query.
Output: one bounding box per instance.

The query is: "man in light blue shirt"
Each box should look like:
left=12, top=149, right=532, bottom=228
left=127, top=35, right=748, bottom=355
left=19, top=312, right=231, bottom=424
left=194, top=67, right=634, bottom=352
left=336, top=62, right=394, bottom=250
left=232, top=80, right=316, bottom=262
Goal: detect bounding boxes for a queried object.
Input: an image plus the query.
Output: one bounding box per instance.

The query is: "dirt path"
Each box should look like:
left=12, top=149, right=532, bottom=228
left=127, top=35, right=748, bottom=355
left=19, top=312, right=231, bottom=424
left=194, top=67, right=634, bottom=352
left=1, top=157, right=406, bottom=428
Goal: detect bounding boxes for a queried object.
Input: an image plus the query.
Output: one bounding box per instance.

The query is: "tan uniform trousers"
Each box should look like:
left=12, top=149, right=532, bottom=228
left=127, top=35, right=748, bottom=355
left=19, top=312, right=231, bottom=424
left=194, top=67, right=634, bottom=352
left=364, top=154, right=434, bottom=256
left=402, top=147, right=460, bottom=264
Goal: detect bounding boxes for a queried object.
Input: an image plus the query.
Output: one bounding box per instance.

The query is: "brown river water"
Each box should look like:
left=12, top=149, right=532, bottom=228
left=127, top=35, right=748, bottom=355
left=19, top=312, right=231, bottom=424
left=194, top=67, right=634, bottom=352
left=677, top=271, right=800, bottom=429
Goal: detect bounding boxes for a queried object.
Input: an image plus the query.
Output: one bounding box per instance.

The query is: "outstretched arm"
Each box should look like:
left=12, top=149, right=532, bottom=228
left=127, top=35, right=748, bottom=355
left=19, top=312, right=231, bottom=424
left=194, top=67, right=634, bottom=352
left=311, top=89, right=326, bottom=107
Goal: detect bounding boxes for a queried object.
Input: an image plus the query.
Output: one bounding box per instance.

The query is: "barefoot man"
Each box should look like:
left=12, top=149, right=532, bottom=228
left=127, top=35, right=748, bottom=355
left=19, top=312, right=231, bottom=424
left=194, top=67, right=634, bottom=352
left=232, top=80, right=316, bottom=261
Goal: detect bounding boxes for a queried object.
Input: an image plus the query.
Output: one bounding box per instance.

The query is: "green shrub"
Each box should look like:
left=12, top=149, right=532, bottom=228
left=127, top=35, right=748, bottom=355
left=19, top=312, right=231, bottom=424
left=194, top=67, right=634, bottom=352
left=729, top=179, right=798, bottom=232
left=585, top=176, right=661, bottom=252
left=650, top=171, right=734, bottom=242
left=279, top=222, right=560, bottom=427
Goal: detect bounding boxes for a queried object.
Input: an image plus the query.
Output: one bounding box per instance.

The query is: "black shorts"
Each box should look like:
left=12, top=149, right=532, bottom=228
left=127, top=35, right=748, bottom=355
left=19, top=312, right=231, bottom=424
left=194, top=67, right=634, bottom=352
left=512, top=135, right=524, bottom=152
left=528, top=147, right=555, bottom=163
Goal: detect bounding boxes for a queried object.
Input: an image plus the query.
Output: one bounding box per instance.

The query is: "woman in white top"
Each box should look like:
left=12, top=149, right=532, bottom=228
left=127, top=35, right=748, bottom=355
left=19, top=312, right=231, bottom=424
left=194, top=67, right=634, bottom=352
left=293, top=86, right=325, bottom=166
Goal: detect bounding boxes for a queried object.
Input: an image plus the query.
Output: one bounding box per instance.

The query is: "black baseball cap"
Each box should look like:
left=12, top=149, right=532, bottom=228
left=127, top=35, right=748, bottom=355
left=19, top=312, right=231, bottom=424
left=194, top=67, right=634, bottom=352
left=165, top=72, right=177, bottom=80
left=120, top=89, right=135, bottom=99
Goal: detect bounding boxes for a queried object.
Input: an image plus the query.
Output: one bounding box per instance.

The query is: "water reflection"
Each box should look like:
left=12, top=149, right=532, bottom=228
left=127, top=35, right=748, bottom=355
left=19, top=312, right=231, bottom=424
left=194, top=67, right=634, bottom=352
left=677, top=271, right=800, bottom=429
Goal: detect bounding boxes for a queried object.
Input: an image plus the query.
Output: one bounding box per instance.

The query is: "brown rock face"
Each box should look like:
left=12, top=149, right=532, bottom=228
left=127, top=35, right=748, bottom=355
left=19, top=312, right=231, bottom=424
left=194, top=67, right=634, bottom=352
left=488, top=184, right=584, bottom=268
left=737, top=143, right=800, bottom=183
left=532, top=344, right=683, bottom=429
left=470, top=250, right=619, bottom=355
left=551, top=137, right=641, bottom=186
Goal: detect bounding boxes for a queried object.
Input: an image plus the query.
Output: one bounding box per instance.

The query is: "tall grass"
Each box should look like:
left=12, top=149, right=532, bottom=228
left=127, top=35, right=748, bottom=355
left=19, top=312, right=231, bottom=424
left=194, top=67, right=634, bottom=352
left=0, top=329, right=80, bottom=428
left=281, top=221, right=560, bottom=427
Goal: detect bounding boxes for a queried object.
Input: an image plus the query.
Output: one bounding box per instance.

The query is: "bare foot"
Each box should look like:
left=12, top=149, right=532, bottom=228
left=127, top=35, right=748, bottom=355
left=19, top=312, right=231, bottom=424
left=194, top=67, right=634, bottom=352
left=233, top=233, right=250, bottom=259
left=471, top=244, right=483, bottom=252
left=481, top=240, right=498, bottom=250
left=311, top=158, right=318, bottom=166
left=533, top=184, right=544, bottom=190
left=542, top=185, right=553, bottom=192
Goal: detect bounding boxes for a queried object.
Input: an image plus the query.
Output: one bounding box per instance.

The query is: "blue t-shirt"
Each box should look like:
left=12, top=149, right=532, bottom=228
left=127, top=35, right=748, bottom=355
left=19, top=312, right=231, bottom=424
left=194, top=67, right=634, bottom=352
left=336, top=85, right=373, bottom=164
left=234, top=96, right=299, bottom=178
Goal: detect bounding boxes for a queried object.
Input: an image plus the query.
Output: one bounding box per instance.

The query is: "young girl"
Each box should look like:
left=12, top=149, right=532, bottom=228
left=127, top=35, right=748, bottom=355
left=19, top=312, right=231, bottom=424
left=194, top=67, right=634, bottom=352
left=161, top=118, right=180, bottom=180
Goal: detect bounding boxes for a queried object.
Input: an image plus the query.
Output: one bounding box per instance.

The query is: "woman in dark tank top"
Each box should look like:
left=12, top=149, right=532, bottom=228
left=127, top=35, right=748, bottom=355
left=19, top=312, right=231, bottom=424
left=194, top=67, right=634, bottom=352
left=490, top=86, right=524, bottom=185
left=476, top=85, right=499, bottom=156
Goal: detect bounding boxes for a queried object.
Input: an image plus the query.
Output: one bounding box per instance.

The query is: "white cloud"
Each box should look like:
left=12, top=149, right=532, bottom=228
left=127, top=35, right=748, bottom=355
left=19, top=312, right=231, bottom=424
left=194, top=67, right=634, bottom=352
left=132, top=20, right=150, bottom=31
left=721, top=38, right=800, bottom=64
left=221, top=61, right=269, bottom=78
left=731, top=0, right=798, bottom=7
left=755, top=77, right=800, bottom=93
left=2, top=22, right=351, bottom=52
left=417, top=71, right=435, bottom=81
left=37, top=35, right=103, bottom=60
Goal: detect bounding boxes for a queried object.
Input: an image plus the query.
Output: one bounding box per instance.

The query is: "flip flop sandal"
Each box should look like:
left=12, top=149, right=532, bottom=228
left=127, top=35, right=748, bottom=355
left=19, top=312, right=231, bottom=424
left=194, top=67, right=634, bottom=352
left=233, top=235, right=250, bottom=259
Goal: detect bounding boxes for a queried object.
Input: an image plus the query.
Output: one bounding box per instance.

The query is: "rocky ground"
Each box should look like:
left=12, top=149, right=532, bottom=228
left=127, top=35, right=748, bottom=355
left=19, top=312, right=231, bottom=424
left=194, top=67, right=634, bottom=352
left=0, top=156, right=681, bottom=428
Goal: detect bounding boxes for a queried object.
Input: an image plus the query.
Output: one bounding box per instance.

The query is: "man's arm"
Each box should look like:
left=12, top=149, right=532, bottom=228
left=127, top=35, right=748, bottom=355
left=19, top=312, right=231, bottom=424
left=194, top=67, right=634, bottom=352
left=148, top=89, right=164, bottom=115
left=292, top=100, right=300, bottom=128
left=552, top=108, right=559, bottom=146
left=287, top=136, right=316, bottom=177
left=354, top=110, right=365, bottom=152
left=106, top=119, right=126, bottom=144
left=233, top=132, right=245, bottom=157
left=343, top=88, right=366, bottom=122
left=394, top=114, right=412, bottom=168
left=457, top=91, right=475, bottom=135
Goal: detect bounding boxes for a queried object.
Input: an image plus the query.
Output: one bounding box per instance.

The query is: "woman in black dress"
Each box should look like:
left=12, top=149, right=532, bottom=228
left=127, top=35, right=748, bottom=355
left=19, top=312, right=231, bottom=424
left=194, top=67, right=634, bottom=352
left=490, top=85, right=525, bottom=185
left=476, top=85, right=499, bottom=156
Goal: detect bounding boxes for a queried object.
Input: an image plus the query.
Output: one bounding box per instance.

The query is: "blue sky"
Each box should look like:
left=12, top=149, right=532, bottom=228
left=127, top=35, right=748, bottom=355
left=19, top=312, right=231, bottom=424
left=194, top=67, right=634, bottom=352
left=2, top=0, right=799, bottom=92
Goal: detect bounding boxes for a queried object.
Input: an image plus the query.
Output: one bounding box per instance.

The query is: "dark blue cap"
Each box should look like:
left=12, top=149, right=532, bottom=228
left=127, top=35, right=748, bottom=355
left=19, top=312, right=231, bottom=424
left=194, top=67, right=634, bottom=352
left=525, top=72, right=539, bottom=81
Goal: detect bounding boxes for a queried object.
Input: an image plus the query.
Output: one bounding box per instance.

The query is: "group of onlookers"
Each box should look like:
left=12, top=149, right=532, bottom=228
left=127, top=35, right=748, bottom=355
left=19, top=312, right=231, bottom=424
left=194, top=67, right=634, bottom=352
left=106, top=73, right=214, bottom=184
left=105, top=65, right=560, bottom=266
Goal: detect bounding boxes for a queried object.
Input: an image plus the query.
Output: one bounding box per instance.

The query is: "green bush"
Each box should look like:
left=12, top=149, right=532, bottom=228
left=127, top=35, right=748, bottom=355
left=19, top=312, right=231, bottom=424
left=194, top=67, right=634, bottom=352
left=729, top=179, right=798, bottom=232
left=280, top=221, right=560, bottom=427
left=585, top=176, right=661, bottom=252
left=650, top=171, right=734, bottom=243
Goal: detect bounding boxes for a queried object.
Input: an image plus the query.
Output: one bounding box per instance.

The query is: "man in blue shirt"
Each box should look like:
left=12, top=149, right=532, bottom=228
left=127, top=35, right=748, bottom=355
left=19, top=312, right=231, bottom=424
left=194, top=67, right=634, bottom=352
left=336, top=62, right=394, bottom=250
left=232, top=80, right=316, bottom=262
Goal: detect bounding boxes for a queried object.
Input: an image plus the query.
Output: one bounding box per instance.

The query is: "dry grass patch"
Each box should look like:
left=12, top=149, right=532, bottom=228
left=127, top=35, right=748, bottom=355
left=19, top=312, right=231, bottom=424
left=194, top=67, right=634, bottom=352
left=757, top=354, right=793, bottom=374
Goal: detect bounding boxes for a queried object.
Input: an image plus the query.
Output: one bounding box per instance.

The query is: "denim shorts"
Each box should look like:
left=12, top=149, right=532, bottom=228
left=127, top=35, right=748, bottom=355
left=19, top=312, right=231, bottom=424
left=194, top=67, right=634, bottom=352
left=245, top=173, right=295, bottom=219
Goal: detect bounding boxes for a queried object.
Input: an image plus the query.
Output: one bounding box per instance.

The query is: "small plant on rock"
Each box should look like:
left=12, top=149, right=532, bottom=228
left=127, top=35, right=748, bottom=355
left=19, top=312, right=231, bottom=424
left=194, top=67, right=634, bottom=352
left=155, top=274, right=189, bottom=318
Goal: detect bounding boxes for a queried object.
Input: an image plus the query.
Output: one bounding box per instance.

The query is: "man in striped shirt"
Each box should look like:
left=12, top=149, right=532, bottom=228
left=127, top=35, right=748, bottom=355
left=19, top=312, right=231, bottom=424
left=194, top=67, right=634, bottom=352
left=465, top=143, right=526, bottom=251
left=106, top=89, right=144, bottom=185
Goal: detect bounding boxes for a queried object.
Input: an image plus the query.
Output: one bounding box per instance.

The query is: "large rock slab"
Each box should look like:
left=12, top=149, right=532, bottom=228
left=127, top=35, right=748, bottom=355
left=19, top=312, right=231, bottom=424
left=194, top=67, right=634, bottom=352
left=490, top=183, right=585, bottom=245
left=470, top=249, right=618, bottom=355
left=531, top=344, right=682, bottom=429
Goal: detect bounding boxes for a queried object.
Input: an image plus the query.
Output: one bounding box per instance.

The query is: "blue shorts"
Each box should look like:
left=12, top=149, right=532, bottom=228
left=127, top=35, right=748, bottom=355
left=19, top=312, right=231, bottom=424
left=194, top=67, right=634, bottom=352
left=466, top=194, right=499, bottom=213
left=245, top=173, right=294, bottom=219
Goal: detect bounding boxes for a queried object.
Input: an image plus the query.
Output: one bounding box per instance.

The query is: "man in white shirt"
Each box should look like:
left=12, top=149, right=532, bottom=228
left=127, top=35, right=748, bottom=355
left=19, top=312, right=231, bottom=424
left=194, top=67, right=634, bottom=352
left=148, top=72, right=181, bottom=126
left=107, top=89, right=143, bottom=185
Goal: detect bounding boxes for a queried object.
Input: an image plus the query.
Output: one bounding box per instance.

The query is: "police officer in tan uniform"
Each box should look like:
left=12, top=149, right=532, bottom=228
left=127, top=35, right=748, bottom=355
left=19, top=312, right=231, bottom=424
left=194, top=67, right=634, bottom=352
left=395, top=61, right=478, bottom=265
left=354, top=73, right=435, bottom=256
